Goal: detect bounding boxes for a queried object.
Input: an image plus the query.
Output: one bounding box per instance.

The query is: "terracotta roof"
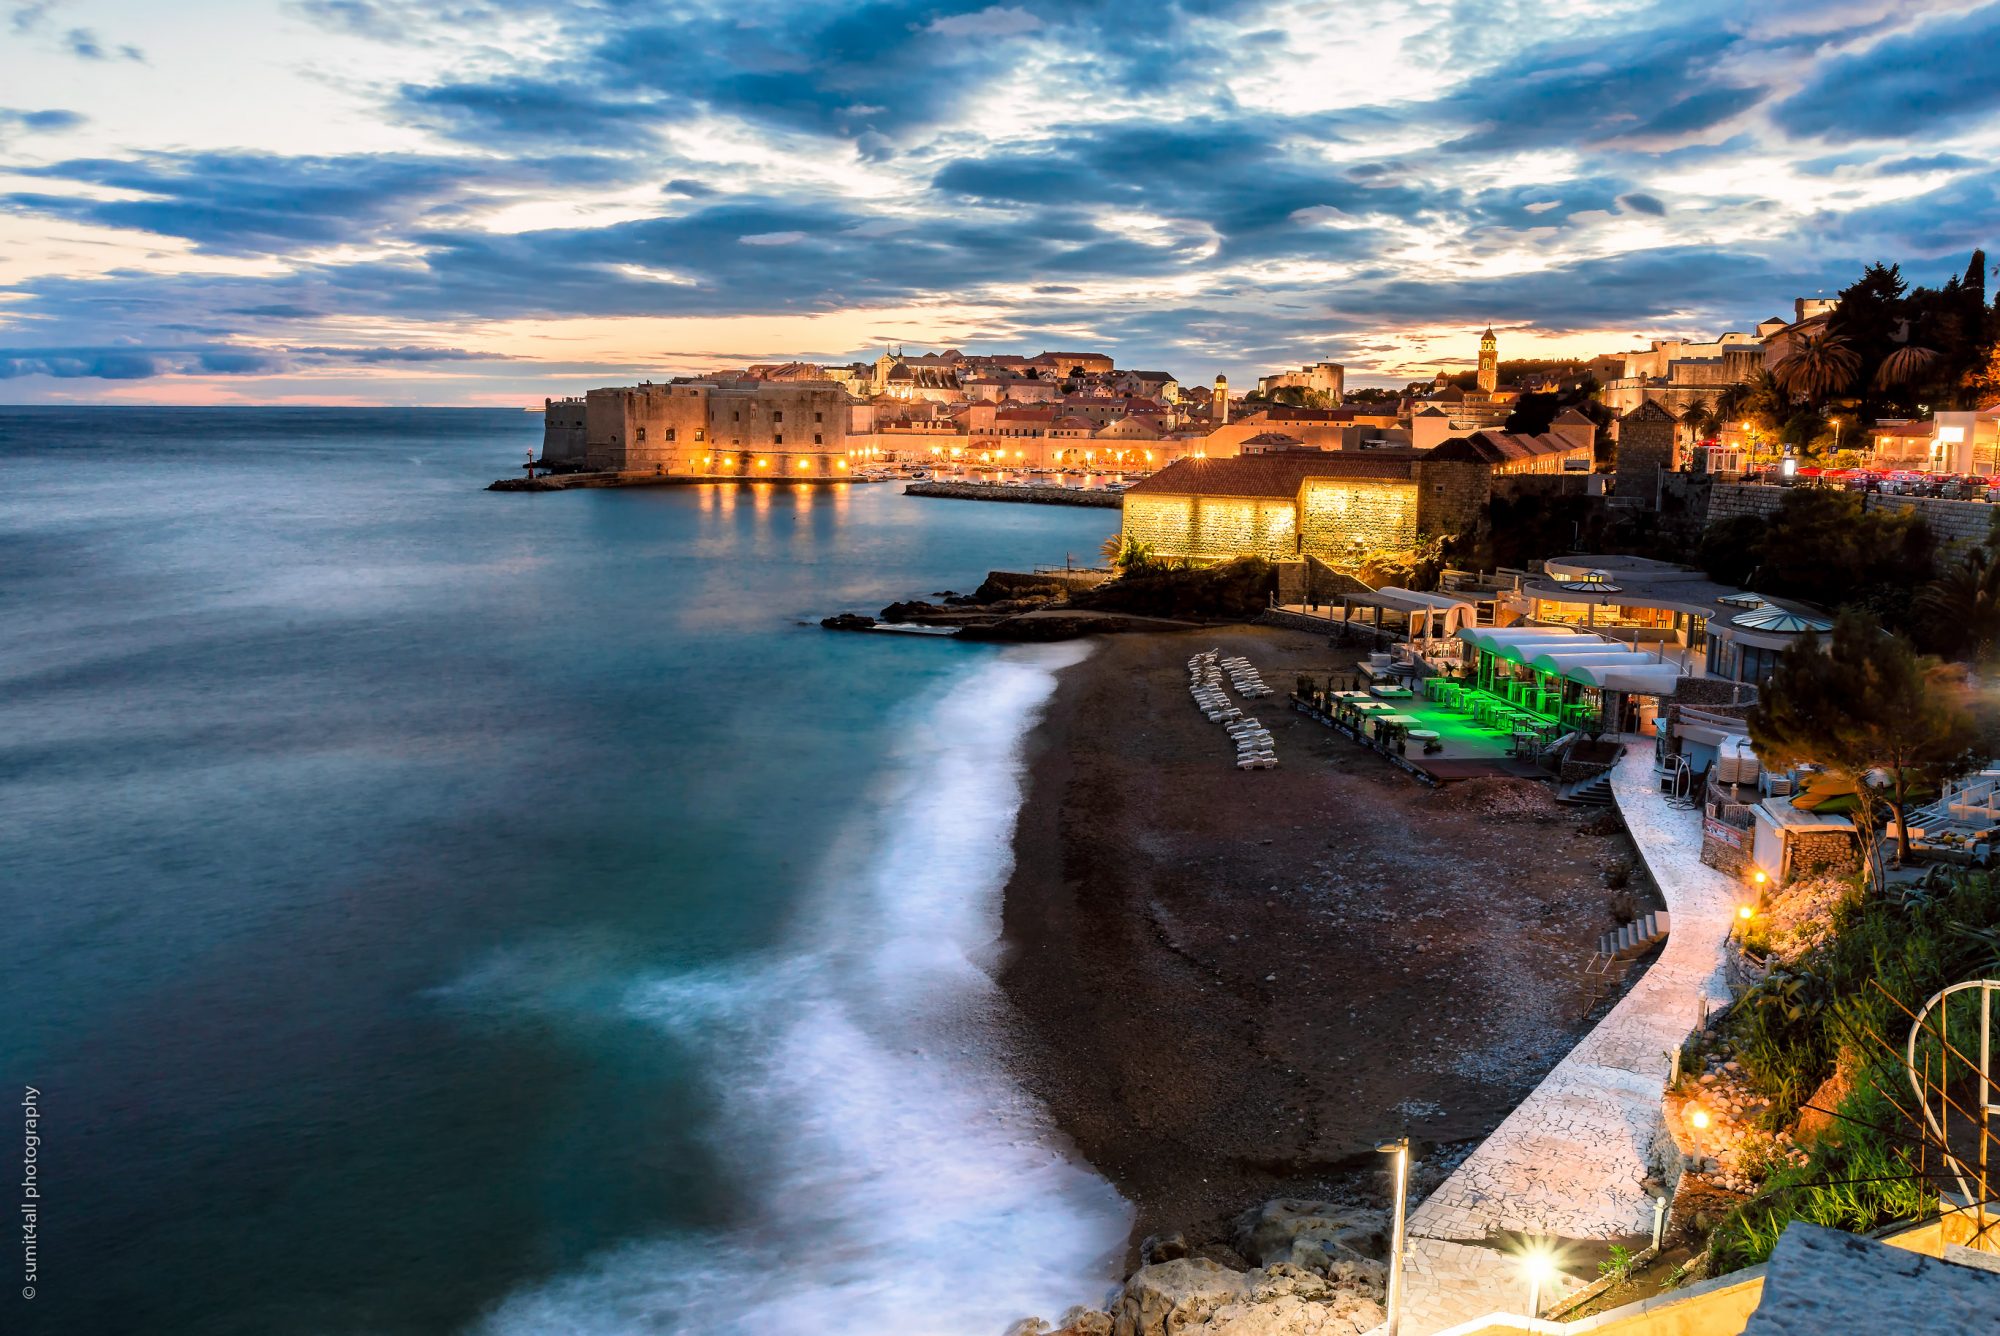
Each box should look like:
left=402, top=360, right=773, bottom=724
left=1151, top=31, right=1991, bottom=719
left=1427, top=430, right=1583, bottom=464
left=1552, top=408, right=1595, bottom=424
left=1125, top=452, right=1421, bottom=499
left=1241, top=431, right=1307, bottom=447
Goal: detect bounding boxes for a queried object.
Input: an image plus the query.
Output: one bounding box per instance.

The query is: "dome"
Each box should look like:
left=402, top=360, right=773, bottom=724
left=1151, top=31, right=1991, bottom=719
left=1731, top=607, right=1832, bottom=634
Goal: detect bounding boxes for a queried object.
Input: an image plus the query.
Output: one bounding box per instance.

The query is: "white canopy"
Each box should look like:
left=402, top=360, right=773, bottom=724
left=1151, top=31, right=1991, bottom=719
left=1527, top=649, right=1657, bottom=675
left=1376, top=587, right=1478, bottom=634
left=1567, top=660, right=1684, bottom=693
left=1457, top=625, right=1588, bottom=657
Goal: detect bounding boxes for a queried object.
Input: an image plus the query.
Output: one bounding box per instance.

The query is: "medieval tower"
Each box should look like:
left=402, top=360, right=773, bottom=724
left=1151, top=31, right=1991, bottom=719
left=1214, top=373, right=1229, bottom=426
left=1476, top=327, right=1498, bottom=395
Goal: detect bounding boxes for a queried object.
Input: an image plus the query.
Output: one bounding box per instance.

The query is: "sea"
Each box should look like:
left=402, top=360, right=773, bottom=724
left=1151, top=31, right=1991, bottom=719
left=0, top=407, right=1133, bottom=1335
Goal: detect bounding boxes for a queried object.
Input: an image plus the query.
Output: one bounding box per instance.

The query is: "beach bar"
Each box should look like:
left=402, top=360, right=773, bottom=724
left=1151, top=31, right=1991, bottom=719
left=1452, top=626, right=1684, bottom=735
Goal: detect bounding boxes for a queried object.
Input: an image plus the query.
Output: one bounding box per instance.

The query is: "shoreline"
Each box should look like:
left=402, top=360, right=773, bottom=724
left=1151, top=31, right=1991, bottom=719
left=997, top=624, right=1656, bottom=1258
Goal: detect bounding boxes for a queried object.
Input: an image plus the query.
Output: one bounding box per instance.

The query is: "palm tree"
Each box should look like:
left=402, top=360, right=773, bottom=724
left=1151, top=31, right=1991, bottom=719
left=1715, top=370, right=1783, bottom=434
left=1681, top=400, right=1719, bottom=442
left=1773, top=329, right=1862, bottom=404
left=1873, top=318, right=1943, bottom=394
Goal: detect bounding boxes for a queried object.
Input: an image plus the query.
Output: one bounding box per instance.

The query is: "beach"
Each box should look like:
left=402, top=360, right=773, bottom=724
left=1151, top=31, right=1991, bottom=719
left=1000, top=624, right=1652, bottom=1254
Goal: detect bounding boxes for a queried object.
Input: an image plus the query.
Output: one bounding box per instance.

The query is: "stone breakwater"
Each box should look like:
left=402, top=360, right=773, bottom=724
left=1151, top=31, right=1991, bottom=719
left=906, top=480, right=1124, bottom=508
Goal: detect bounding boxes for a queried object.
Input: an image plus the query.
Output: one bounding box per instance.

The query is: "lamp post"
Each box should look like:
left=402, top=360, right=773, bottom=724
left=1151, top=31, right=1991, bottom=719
left=1377, top=1137, right=1409, bottom=1336
left=1521, top=1244, right=1557, bottom=1319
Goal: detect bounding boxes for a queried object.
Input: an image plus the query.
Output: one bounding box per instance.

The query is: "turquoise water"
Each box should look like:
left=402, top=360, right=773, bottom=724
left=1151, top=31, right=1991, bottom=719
left=0, top=408, right=1130, bottom=1334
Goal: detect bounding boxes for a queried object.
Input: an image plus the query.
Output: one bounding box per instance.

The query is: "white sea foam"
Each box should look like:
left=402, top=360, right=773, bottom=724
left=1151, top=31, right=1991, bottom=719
left=469, top=642, right=1132, bottom=1336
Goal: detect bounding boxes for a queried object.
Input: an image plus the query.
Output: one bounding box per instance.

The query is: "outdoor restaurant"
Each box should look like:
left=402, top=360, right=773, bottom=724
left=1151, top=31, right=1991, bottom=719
left=1447, top=625, right=1685, bottom=739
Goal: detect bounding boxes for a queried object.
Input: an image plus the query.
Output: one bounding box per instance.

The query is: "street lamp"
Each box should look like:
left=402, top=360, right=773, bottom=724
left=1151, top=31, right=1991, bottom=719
left=1377, top=1137, right=1409, bottom=1336
left=1519, top=1242, right=1559, bottom=1318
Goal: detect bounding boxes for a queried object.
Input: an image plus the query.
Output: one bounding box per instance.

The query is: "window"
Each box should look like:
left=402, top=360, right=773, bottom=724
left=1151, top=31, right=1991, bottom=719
left=665, top=428, right=676, bottom=442
left=814, top=412, right=823, bottom=423
left=773, top=410, right=783, bottom=422
left=733, top=411, right=740, bottom=422
left=694, top=428, right=705, bottom=442
left=813, top=433, right=823, bottom=445
left=774, top=433, right=783, bottom=445
left=636, top=427, right=646, bottom=441
left=1738, top=644, right=1782, bottom=684
left=1433, top=483, right=1444, bottom=496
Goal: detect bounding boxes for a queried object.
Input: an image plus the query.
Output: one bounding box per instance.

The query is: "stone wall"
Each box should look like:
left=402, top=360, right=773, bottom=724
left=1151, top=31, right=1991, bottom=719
left=1121, top=493, right=1299, bottom=558
left=1616, top=401, right=1679, bottom=504
left=1789, top=830, right=1858, bottom=880
left=541, top=398, right=586, bottom=464
left=1415, top=458, right=1489, bottom=536
left=1706, top=484, right=1998, bottom=547
left=582, top=382, right=855, bottom=473
left=1298, top=478, right=1418, bottom=557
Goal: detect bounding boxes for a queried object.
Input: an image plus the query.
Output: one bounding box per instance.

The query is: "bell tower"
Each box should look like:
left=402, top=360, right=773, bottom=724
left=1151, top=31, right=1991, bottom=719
left=1476, top=327, right=1498, bottom=395
left=1214, top=373, right=1229, bottom=426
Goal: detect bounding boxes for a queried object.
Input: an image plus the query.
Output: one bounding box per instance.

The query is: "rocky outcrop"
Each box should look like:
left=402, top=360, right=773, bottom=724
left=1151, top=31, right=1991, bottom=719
left=1235, top=1200, right=1388, bottom=1276
left=818, top=613, right=878, bottom=632
left=1036, top=1203, right=1387, bottom=1336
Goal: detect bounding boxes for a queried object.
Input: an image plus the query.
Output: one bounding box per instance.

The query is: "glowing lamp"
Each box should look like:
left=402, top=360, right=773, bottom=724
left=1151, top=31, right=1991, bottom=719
left=1689, top=1106, right=1711, bottom=1130
left=757, top=459, right=769, bottom=469
left=796, top=458, right=810, bottom=470
left=1753, top=871, right=1767, bottom=886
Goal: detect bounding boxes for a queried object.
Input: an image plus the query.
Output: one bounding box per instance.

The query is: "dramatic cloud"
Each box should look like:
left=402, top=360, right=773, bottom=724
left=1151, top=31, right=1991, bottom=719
left=1773, top=3, right=2000, bottom=143
left=0, top=0, right=1995, bottom=399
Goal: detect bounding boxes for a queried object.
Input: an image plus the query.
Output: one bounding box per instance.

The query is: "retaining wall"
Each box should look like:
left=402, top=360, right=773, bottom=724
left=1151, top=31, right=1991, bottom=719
left=1706, top=484, right=1997, bottom=546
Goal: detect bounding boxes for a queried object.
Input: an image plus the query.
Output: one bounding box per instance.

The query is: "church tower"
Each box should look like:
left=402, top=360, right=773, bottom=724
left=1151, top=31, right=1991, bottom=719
left=1476, top=327, right=1498, bottom=395
left=1213, top=373, right=1229, bottom=426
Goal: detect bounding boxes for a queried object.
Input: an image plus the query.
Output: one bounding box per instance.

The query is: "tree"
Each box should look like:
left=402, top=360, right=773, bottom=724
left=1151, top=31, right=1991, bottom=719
left=1749, top=613, right=1982, bottom=888
left=1715, top=370, right=1784, bottom=435
left=1913, top=547, right=2000, bottom=666
left=1704, top=489, right=1936, bottom=624
left=1773, top=329, right=1861, bottom=405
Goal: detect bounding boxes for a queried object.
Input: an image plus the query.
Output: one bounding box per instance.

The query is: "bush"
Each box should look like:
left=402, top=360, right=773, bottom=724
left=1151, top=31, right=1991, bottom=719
left=1070, top=557, right=1276, bottom=621
left=1705, top=869, right=2000, bottom=1268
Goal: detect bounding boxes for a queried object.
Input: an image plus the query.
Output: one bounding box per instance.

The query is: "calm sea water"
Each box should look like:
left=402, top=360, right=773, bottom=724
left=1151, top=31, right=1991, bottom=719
left=0, top=408, right=1131, bottom=1335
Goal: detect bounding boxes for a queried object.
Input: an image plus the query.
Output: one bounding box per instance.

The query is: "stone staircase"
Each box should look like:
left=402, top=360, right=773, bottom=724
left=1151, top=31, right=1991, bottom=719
left=1598, top=909, right=1671, bottom=959
left=1554, top=770, right=1615, bottom=805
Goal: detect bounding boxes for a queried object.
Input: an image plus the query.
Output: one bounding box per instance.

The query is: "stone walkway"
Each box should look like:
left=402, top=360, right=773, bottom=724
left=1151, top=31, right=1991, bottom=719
left=1389, top=742, right=1743, bottom=1334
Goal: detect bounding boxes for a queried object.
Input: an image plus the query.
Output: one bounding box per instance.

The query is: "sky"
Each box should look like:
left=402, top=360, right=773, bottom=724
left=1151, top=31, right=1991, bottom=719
left=1, top=0, right=1998, bottom=405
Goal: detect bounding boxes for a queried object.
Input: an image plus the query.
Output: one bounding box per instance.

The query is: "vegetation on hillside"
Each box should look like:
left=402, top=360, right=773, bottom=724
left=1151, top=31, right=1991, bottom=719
left=1073, top=556, right=1275, bottom=620
left=1703, top=869, right=2000, bottom=1271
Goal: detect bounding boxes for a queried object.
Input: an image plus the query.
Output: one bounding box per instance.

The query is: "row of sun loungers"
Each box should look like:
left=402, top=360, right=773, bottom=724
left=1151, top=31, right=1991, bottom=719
left=1220, top=654, right=1273, bottom=698
left=1188, top=650, right=1277, bottom=769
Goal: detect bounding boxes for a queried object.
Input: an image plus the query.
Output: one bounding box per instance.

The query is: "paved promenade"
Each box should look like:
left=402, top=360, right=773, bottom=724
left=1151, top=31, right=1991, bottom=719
left=1390, top=742, right=1742, bottom=1333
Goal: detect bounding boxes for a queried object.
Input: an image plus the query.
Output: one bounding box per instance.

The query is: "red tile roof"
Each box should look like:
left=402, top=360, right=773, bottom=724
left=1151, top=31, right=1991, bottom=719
left=1125, top=452, right=1421, bottom=499
left=1426, top=430, right=1582, bottom=464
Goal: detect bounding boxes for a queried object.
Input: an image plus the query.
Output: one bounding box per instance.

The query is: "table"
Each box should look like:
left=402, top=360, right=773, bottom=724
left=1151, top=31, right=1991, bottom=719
left=1406, top=728, right=1441, bottom=757
left=1371, top=685, right=1414, bottom=699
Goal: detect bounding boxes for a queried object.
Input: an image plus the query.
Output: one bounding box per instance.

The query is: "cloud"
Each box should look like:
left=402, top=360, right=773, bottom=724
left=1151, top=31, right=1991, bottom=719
left=1772, top=3, right=2000, bottom=142
left=63, top=26, right=143, bottom=61
left=0, top=341, right=501, bottom=380
left=1619, top=192, right=1667, bottom=216
left=0, top=106, right=83, bottom=144
left=397, top=77, right=679, bottom=149
left=3, top=150, right=633, bottom=256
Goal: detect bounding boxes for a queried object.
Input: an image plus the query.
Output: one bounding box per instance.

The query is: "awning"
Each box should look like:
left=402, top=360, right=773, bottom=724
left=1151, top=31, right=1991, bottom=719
left=1456, top=625, right=1589, bottom=656
left=1527, top=649, right=1659, bottom=676
left=1569, top=661, right=1684, bottom=693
